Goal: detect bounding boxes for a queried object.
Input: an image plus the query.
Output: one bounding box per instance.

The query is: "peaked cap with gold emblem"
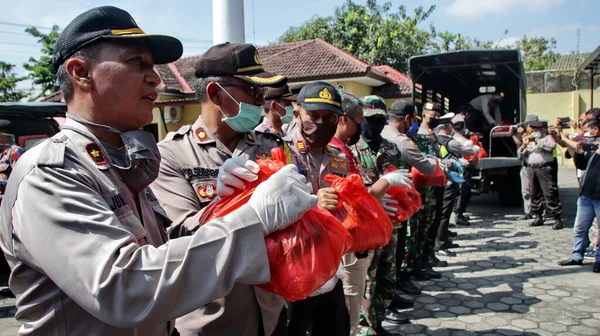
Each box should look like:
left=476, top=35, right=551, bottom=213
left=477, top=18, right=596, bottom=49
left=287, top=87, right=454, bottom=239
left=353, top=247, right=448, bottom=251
left=52, top=6, right=183, bottom=70
left=297, top=81, right=343, bottom=115
left=194, top=42, right=287, bottom=87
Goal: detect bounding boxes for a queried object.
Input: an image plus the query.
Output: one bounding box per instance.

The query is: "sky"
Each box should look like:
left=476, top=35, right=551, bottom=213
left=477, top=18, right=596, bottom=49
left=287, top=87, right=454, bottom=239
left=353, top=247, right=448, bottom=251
left=1, top=0, right=598, bottom=90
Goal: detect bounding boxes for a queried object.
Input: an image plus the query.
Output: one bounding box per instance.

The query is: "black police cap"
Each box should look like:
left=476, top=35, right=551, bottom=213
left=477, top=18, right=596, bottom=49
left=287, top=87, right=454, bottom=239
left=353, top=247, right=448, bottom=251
left=52, top=6, right=183, bottom=71
left=297, top=82, right=343, bottom=115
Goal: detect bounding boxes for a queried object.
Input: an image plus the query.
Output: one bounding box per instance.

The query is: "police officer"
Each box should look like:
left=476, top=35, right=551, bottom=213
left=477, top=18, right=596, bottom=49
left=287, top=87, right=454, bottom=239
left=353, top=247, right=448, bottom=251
left=519, top=120, right=563, bottom=229
left=381, top=100, right=439, bottom=295
left=435, top=115, right=479, bottom=253
left=282, top=81, right=351, bottom=336
left=351, top=95, right=414, bottom=333
left=255, top=85, right=296, bottom=136
left=151, top=42, right=289, bottom=336
left=0, top=120, right=24, bottom=195
left=0, top=6, right=317, bottom=336
left=512, top=115, right=540, bottom=220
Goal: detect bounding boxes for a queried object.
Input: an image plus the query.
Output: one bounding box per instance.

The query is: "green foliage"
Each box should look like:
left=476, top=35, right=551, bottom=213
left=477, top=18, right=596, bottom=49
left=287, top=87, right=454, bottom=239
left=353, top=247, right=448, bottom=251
left=513, top=36, right=558, bottom=71
left=0, top=62, right=27, bottom=102
left=22, top=25, right=60, bottom=101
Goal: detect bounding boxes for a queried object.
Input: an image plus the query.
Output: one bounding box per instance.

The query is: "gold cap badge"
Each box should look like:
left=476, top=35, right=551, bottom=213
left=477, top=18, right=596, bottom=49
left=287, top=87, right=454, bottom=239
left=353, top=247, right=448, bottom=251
left=319, top=88, right=332, bottom=100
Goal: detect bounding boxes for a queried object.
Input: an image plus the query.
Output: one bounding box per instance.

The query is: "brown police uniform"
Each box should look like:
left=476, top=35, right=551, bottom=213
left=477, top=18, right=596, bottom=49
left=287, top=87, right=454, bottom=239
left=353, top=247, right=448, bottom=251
left=151, top=116, right=285, bottom=336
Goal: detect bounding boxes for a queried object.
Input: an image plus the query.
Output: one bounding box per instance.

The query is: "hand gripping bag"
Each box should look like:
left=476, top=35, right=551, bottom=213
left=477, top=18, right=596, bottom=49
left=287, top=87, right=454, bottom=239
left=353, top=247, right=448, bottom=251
left=324, top=173, right=393, bottom=253
left=199, top=148, right=352, bottom=301
left=411, top=163, right=447, bottom=187
left=382, top=165, right=422, bottom=221
left=463, top=135, right=488, bottom=161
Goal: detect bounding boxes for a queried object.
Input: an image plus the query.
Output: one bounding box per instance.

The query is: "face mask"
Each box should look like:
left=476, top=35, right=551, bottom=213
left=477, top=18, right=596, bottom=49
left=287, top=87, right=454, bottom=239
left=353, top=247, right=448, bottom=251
left=65, top=113, right=160, bottom=193
left=532, top=131, right=542, bottom=139
left=362, top=117, right=387, bottom=151
left=347, top=123, right=362, bottom=146
left=216, top=83, right=262, bottom=133
left=428, top=116, right=440, bottom=129
left=299, top=115, right=337, bottom=149
left=275, top=102, right=294, bottom=124
left=406, top=120, right=419, bottom=136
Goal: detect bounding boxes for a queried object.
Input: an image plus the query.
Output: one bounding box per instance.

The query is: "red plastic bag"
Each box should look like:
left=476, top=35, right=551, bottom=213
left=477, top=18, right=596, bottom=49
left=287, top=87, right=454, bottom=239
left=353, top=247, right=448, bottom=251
left=411, top=163, right=447, bottom=187
left=199, top=148, right=353, bottom=301
left=257, top=207, right=352, bottom=301
left=463, top=135, right=488, bottom=161
left=383, top=166, right=422, bottom=221
left=325, top=173, right=393, bottom=253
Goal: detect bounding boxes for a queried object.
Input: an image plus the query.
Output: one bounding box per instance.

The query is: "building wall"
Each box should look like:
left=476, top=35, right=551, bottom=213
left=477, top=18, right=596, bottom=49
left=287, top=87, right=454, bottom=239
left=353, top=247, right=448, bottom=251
left=332, top=81, right=373, bottom=98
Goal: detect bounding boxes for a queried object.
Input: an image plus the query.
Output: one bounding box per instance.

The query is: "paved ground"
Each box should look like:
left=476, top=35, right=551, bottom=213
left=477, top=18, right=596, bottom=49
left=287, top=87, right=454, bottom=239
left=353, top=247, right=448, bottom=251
left=0, top=167, right=598, bottom=335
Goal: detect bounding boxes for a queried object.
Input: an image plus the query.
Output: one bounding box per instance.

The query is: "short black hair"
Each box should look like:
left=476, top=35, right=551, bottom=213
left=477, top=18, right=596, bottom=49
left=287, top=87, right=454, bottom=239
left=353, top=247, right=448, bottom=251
left=586, top=108, right=600, bottom=119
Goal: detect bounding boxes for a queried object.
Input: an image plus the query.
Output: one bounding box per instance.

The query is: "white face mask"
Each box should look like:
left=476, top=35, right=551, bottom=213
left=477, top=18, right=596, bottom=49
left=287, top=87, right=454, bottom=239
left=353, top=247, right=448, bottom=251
left=532, top=131, right=542, bottom=139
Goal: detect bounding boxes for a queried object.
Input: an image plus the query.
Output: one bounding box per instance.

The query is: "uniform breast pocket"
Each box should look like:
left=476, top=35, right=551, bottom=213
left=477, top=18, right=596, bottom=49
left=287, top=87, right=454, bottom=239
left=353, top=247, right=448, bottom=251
left=192, top=179, right=218, bottom=204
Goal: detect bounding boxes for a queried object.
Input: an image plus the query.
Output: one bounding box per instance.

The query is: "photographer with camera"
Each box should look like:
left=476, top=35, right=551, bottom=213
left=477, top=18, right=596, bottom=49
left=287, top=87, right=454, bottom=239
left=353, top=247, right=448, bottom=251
left=558, top=118, right=600, bottom=273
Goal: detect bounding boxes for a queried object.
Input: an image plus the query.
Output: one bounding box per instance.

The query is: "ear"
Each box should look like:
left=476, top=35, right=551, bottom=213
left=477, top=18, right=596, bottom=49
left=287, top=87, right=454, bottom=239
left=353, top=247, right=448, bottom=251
left=65, top=58, right=92, bottom=91
left=269, top=100, right=278, bottom=113
left=205, top=82, right=222, bottom=105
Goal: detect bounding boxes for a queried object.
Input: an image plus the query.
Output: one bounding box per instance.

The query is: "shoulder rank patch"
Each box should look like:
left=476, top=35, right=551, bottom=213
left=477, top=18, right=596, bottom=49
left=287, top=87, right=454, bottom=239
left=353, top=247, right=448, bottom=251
left=332, top=156, right=345, bottom=163
left=197, top=183, right=217, bottom=199
left=296, top=140, right=306, bottom=153
left=196, top=127, right=210, bottom=142
left=269, top=126, right=277, bottom=133
left=86, top=143, right=107, bottom=165
left=246, top=132, right=255, bottom=143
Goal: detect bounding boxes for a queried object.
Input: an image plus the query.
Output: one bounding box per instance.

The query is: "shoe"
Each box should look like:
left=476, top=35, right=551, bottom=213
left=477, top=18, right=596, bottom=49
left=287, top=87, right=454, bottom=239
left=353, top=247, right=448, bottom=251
left=518, top=213, right=532, bottom=220
left=584, top=249, right=597, bottom=260
left=529, top=216, right=544, bottom=227
left=384, top=309, right=410, bottom=324
left=463, top=214, right=471, bottom=220
left=410, top=269, right=431, bottom=281
left=396, top=277, right=422, bottom=295
left=436, top=249, right=457, bottom=257
left=423, top=265, right=442, bottom=279
left=594, top=262, right=600, bottom=273
left=389, top=295, right=414, bottom=310
left=553, top=217, right=563, bottom=230
left=448, top=230, right=457, bottom=238
left=430, top=258, right=449, bottom=267
left=558, top=258, right=583, bottom=266
left=438, top=242, right=460, bottom=250
left=455, top=215, right=470, bottom=226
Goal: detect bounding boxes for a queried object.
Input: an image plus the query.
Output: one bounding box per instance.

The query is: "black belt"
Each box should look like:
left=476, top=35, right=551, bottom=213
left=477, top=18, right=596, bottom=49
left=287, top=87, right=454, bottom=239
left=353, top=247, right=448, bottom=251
left=525, top=162, right=553, bottom=168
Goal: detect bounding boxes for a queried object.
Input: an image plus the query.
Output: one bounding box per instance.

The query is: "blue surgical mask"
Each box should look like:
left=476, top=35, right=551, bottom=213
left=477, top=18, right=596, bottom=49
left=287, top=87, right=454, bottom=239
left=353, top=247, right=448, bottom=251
left=275, top=102, right=294, bottom=124
left=407, top=121, right=419, bottom=136
left=216, top=83, right=263, bottom=133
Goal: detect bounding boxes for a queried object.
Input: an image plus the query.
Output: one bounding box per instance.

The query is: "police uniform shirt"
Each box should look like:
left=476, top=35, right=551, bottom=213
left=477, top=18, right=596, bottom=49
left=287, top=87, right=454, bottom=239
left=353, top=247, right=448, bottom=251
left=282, top=128, right=349, bottom=194
left=381, top=125, right=437, bottom=175
left=436, top=134, right=479, bottom=159
left=0, top=118, right=271, bottom=336
left=254, top=118, right=282, bottom=136
left=518, top=134, right=556, bottom=166
left=151, top=116, right=284, bottom=336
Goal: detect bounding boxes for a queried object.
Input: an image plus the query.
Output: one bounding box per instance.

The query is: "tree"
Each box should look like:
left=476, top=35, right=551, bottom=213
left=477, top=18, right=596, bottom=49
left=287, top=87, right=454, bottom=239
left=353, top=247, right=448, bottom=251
left=23, top=25, right=60, bottom=101
left=429, top=31, right=497, bottom=54
left=0, top=62, right=27, bottom=102
left=513, top=36, right=558, bottom=71
left=278, top=0, right=436, bottom=72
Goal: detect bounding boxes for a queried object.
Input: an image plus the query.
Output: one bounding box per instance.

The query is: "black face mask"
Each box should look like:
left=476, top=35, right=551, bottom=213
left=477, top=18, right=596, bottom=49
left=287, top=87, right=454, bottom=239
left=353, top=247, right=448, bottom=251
left=347, top=123, right=362, bottom=146
left=299, top=115, right=337, bottom=149
left=362, top=117, right=387, bottom=151
left=428, top=117, right=440, bottom=129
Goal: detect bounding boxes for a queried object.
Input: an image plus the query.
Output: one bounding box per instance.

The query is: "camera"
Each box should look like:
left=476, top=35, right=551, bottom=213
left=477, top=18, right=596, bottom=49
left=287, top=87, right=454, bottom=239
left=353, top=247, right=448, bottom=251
left=582, top=143, right=598, bottom=152
left=558, top=117, right=571, bottom=129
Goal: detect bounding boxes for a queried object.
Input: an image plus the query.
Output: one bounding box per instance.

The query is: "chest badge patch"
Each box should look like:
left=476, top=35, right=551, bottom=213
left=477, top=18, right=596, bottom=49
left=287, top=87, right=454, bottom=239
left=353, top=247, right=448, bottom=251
left=197, top=183, right=217, bottom=199
left=269, top=126, right=277, bottom=133
left=296, top=140, right=306, bottom=153
left=85, top=143, right=107, bottom=165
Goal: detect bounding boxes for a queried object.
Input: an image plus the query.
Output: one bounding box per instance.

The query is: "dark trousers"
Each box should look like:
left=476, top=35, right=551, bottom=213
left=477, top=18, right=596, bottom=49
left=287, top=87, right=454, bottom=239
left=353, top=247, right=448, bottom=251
left=436, top=183, right=459, bottom=249
left=427, top=187, right=445, bottom=254
left=272, top=307, right=288, bottom=336
left=531, top=165, right=562, bottom=217
left=395, top=221, right=408, bottom=275
left=453, top=169, right=473, bottom=215
left=287, top=280, right=350, bottom=336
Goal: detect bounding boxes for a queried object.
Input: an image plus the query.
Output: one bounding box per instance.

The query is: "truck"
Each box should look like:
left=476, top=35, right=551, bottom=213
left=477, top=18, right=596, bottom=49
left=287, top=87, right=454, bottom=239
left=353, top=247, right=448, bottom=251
left=408, top=49, right=526, bottom=207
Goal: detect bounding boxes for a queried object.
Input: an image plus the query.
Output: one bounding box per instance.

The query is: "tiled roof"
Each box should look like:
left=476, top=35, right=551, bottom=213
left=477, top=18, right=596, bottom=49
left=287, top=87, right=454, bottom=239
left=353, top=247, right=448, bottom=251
left=547, top=53, right=591, bottom=71
left=373, top=65, right=413, bottom=95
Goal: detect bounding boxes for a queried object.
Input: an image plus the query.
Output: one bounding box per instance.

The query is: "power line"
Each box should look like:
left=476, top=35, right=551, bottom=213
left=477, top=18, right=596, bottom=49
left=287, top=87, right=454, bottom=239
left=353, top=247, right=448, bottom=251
left=0, top=30, right=31, bottom=37
left=0, top=21, right=55, bottom=30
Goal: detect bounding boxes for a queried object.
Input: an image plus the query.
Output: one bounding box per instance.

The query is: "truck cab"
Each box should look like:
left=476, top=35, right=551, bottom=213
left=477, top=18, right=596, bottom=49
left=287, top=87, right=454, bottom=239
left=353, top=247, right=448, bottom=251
left=409, top=50, right=527, bottom=206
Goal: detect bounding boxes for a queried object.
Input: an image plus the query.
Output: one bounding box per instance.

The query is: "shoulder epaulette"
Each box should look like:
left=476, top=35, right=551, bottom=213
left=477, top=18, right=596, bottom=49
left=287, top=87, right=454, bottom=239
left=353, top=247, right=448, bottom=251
left=37, top=134, right=67, bottom=167
left=163, top=125, right=191, bottom=141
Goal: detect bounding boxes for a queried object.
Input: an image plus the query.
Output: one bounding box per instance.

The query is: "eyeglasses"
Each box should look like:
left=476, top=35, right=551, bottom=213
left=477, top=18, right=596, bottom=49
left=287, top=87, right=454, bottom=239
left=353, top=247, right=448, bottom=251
left=221, top=83, right=267, bottom=98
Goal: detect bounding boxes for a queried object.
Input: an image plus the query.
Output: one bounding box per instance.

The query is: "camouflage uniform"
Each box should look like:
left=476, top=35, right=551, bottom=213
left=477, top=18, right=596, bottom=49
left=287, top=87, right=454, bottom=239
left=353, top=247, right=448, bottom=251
left=0, top=144, right=24, bottom=195
left=405, top=133, right=439, bottom=271
left=350, top=135, right=406, bottom=329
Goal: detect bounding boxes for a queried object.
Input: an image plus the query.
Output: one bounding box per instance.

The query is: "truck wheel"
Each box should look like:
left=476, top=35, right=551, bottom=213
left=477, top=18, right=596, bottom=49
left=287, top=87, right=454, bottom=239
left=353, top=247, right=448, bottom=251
left=497, top=167, right=523, bottom=207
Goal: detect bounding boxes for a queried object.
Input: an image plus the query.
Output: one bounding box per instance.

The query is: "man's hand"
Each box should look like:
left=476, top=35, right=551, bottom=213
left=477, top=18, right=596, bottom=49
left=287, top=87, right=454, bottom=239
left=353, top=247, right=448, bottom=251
left=380, top=169, right=413, bottom=188
left=380, top=194, right=398, bottom=217
left=317, top=187, right=338, bottom=211
left=517, top=127, right=526, bottom=135
left=568, top=120, right=578, bottom=129
left=246, top=165, right=317, bottom=235
left=524, top=136, right=534, bottom=145
left=217, top=157, right=260, bottom=197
